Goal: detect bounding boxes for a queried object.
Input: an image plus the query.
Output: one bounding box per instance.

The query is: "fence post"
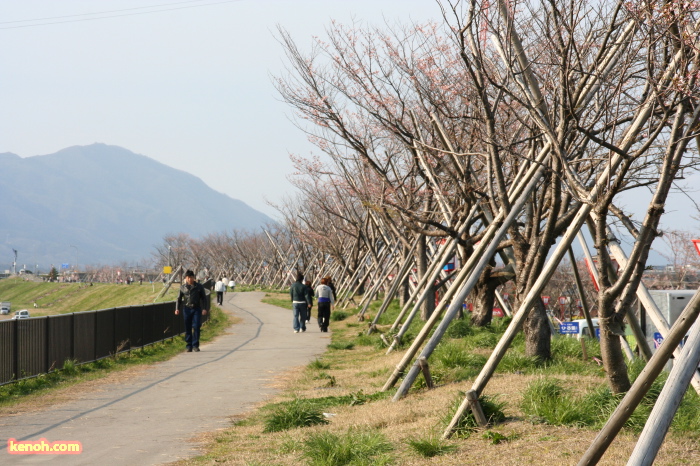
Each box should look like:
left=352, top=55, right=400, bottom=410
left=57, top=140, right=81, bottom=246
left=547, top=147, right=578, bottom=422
left=13, top=320, right=18, bottom=381
left=45, top=316, right=50, bottom=373
left=113, top=308, right=117, bottom=356
left=70, top=313, right=75, bottom=362
left=93, top=311, right=98, bottom=363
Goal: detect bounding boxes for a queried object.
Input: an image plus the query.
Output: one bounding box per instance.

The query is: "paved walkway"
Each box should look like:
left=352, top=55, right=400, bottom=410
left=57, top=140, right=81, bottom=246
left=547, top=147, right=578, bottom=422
left=0, top=292, right=330, bottom=465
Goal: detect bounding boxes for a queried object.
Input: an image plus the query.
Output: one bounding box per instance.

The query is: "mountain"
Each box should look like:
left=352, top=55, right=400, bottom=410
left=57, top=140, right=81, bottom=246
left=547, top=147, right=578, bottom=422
left=0, top=144, right=274, bottom=269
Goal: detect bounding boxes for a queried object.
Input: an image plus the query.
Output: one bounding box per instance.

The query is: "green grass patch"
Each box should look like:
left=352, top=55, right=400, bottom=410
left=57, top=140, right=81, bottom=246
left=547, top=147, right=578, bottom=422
left=406, top=435, right=457, bottom=457
left=328, top=341, right=355, bottom=351
left=261, top=294, right=292, bottom=310
left=301, top=428, right=393, bottom=465
left=308, top=358, right=331, bottom=370
left=331, top=310, right=350, bottom=321
left=262, top=398, right=328, bottom=432
left=446, top=318, right=473, bottom=338
left=482, top=430, right=520, bottom=444
left=518, top=367, right=700, bottom=435
left=0, top=276, right=180, bottom=315
left=441, top=392, right=506, bottom=438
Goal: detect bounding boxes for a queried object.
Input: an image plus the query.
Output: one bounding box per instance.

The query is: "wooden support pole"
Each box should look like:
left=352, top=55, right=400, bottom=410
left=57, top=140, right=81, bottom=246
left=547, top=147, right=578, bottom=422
left=367, top=235, right=420, bottom=334
left=578, top=287, right=700, bottom=465
left=567, top=246, right=596, bottom=339
left=466, top=389, right=488, bottom=427
left=387, top=213, right=475, bottom=347
left=391, top=159, right=551, bottom=400
left=606, top=234, right=700, bottom=392
left=627, top=319, right=700, bottom=465
left=418, top=357, right=434, bottom=389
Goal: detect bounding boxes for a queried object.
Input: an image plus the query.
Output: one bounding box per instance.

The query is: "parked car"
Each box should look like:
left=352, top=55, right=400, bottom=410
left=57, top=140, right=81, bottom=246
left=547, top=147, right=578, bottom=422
left=0, top=302, right=10, bottom=315
left=11, top=310, right=30, bottom=319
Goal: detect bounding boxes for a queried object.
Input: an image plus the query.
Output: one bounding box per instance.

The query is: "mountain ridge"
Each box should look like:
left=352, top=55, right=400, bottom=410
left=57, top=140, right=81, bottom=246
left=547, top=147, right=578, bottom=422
left=0, top=144, right=273, bottom=269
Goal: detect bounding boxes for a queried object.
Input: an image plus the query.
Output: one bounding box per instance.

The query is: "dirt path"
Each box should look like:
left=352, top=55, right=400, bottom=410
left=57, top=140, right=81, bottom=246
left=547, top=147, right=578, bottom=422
left=0, top=292, right=329, bottom=465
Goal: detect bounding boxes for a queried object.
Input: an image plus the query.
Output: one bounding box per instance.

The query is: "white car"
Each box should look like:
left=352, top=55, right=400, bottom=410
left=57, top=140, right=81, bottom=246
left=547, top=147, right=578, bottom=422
left=12, top=310, right=30, bottom=320
left=0, top=307, right=9, bottom=315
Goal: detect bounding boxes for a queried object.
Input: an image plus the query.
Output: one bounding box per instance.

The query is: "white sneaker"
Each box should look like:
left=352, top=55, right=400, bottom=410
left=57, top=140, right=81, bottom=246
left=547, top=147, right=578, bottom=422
left=294, top=330, right=299, bottom=333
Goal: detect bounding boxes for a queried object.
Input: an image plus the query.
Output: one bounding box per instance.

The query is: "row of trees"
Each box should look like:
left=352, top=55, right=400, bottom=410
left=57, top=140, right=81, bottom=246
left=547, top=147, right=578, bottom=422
left=271, top=0, right=700, bottom=394
left=149, top=0, right=700, bottom=409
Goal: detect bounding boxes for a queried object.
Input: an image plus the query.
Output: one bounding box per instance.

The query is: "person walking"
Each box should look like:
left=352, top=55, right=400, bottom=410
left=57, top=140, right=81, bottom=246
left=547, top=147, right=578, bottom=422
left=175, top=270, right=209, bottom=352
left=328, top=277, right=337, bottom=299
left=214, top=277, right=226, bottom=305
left=290, top=272, right=311, bottom=333
left=315, top=277, right=335, bottom=332
left=304, top=279, right=314, bottom=324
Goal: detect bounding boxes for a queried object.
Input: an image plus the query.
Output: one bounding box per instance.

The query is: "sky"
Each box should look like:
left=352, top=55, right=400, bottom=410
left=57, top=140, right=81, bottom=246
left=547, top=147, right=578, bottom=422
left=1, top=0, right=698, bottom=265
left=0, top=0, right=440, bottom=220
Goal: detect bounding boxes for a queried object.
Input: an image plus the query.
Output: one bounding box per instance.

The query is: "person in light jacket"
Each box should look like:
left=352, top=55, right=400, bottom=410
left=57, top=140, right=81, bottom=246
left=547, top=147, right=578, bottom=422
left=214, top=278, right=226, bottom=305
left=315, top=277, right=335, bottom=332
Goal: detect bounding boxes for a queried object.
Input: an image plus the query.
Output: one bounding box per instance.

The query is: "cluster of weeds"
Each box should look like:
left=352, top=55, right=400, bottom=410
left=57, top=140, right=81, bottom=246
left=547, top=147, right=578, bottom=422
left=263, top=391, right=390, bottom=417
left=441, top=392, right=506, bottom=438
left=262, top=398, right=329, bottom=433
left=301, top=428, right=393, bottom=465
left=314, top=372, right=336, bottom=387
left=445, top=318, right=473, bottom=338
left=307, top=358, right=331, bottom=370
left=406, top=435, right=457, bottom=457
left=328, top=341, right=355, bottom=351
left=430, top=340, right=488, bottom=382
left=521, top=377, right=598, bottom=427
left=519, top=365, right=700, bottom=435
left=330, top=310, right=350, bottom=321
left=497, top=350, right=541, bottom=374
left=482, top=430, right=520, bottom=444
left=353, top=332, right=385, bottom=349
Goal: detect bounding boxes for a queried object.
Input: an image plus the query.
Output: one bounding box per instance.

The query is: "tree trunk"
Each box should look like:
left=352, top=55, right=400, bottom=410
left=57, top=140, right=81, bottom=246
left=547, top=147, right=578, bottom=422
left=399, top=278, right=410, bottom=307
left=418, top=234, right=435, bottom=321
left=522, top=298, right=552, bottom=361
left=599, top=294, right=631, bottom=393
left=471, top=271, right=496, bottom=327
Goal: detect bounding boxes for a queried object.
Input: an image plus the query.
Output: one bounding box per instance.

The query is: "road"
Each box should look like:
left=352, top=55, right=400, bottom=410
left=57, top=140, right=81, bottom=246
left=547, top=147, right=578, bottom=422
left=0, top=291, right=329, bottom=465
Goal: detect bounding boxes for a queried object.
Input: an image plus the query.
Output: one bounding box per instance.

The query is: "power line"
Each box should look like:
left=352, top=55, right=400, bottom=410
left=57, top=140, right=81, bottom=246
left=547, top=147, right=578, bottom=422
left=0, top=0, right=243, bottom=30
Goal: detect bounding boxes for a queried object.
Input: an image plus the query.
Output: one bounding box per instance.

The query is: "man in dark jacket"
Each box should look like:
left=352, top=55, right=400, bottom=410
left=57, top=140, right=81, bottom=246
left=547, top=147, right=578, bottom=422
left=289, top=272, right=311, bottom=333
left=304, top=279, right=314, bottom=324
left=175, top=270, right=209, bottom=352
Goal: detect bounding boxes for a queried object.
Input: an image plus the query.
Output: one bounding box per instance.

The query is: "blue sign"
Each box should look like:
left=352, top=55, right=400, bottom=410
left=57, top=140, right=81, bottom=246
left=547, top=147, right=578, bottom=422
left=653, top=332, right=664, bottom=348
left=61, top=263, right=70, bottom=269
left=560, top=322, right=580, bottom=334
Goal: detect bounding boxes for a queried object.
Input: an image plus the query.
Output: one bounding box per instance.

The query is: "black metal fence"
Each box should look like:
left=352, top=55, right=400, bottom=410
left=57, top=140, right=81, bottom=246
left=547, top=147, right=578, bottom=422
left=0, top=302, right=209, bottom=385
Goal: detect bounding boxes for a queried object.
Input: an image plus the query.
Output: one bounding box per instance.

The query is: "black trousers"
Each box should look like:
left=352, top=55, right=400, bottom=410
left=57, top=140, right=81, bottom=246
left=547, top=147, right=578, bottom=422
left=317, top=302, right=331, bottom=332
left=216, top=291, right=223, bottom=305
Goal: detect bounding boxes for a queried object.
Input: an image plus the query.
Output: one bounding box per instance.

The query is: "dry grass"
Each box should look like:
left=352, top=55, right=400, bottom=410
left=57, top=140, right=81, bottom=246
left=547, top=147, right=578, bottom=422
left=174, top=316, right=700, bottom=466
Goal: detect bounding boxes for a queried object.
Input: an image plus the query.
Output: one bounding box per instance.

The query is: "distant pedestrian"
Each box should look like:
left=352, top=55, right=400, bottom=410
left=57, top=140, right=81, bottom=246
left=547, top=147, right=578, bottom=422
left=214, top=278, right=226, bottom=305
left=326, top=276, right=337, bottom=301
left=175, top=270, right=209, bottom=352
left=289, top=272, right=311, bottom=333
left=229, top=280, right=236, bottom=291
left=315, top=277, right=335, bottom=332
left=304, top=279, right=314, bottom=324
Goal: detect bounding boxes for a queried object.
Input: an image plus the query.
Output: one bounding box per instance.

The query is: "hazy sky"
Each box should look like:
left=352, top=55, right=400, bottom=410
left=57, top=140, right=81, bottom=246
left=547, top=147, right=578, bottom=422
left=1, top=0, right=698, bottom=263
left=0, top=0, right=440, bottom=219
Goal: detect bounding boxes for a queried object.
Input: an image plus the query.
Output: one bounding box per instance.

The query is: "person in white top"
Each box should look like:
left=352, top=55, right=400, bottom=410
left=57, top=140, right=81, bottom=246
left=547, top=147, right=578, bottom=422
left=214, top=278, right=226, bottom=305
left=315, top=277, right=335, bottom=332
